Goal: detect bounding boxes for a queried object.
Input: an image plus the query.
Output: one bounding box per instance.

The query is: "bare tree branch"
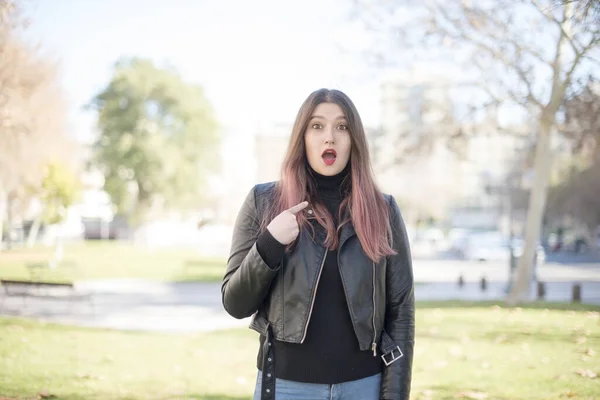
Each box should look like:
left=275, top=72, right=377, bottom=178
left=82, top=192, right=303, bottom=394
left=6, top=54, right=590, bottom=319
left=530, top=0, right=586, bottom=57
left=565, top=36, right=600, bottom=85
left=350, top=0, right=600, bottom=305
left=432, top=2, right=543, bottom=107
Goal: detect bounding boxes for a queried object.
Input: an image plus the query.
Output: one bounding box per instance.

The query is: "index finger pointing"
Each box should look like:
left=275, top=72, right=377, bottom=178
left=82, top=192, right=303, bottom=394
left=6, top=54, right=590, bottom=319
left=287, top=201, right=309, bottom=214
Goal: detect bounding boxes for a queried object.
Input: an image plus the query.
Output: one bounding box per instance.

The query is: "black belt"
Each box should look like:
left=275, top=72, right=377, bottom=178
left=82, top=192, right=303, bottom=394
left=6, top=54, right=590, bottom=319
left=261, top=325, right=276, bottom=400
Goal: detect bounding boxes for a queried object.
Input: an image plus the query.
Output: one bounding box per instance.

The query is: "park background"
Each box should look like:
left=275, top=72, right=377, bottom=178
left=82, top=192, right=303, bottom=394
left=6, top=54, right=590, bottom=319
left=0, top=0, right=599, bottom=399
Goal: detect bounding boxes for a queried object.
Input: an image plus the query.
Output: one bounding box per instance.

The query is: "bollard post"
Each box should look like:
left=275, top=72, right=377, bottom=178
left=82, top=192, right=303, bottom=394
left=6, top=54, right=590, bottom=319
left=572, top=284, right=581, bottom=303
left=537, top=281, right=545, bottom=300
left=480, top=276, right=487, bottom=292
left=458, top=274, right=465, bottom=288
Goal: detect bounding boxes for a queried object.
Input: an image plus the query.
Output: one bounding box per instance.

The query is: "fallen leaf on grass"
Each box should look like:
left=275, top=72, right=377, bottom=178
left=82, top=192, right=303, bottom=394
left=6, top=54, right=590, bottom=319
left=456, top=391, right=488, bottom=399
left=574, top=369, right=597, bottom=379
left=38, top=389, right=56, bottom=399
left=417, top=390, right=435, bottom=400
left=575, top=337, right=587, bottom=345
left=582, top=348, right=596, bottom=357
left=585, top=311, right=599, bottom=319
left=75, top=372, right=104, bottom=380
left=560, top=390, right=578, bottom=398
left=571, top=325, right=584, bottom=332
left=494, top=334, right=507, bottom=344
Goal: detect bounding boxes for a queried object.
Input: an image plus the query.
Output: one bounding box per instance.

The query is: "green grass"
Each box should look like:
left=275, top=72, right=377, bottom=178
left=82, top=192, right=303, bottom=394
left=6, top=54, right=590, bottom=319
left=0, top=302, right=598, bottom=399
left=0, top=241, right=226, bottom=283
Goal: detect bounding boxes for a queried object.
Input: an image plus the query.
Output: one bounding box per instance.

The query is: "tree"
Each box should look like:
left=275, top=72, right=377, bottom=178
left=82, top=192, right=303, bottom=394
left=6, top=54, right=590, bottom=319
left=25, top=161, right=82, bottom=247
left=562, top=77, right=600, bottom=161
left=352, top=0, right=600, bottom=304
left=547, top=162, right=600, bottom=250
left=546, top=77, right=600, bottom=250
left=88, top=57, right=220, bottom=226
left=0, top=0, right=72, bottom=249
left=561, top=0, right=600, bottom=24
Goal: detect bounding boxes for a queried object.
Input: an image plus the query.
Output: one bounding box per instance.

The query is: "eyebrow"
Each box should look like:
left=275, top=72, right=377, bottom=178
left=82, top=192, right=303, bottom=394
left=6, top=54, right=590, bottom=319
left=310, top=115, right=347, bottom=120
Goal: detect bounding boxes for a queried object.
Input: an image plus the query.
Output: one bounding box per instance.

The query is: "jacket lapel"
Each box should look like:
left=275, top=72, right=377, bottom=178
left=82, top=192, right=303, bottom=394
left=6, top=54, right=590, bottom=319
left=306, top=207, right=357, bottom=249
left=338, top=209, right=356, bottom=250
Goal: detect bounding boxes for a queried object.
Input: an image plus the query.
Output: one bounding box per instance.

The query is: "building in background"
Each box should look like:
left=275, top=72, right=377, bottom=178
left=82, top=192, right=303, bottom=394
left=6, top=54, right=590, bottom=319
left=254, top=124, right=292, bottom=184
left=376, top=66, right=528, bottom=234
left=209, top=126, right=257, bottom=224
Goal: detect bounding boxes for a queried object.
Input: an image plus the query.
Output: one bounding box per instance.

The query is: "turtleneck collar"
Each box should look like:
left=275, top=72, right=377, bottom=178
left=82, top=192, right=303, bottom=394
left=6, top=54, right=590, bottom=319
left=308, top=162, right=351, bottom=197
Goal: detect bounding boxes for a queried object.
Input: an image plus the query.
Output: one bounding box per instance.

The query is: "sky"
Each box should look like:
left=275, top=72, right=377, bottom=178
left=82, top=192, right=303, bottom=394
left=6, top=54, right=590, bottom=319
left=21, top=0, right=383, bottom=143
left=17, top=0, right=580, bottom=219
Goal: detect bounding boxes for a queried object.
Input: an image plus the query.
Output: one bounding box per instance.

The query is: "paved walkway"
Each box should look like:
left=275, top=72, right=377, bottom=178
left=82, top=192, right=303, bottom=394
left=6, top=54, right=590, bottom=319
left=1, top=278, right=598, bottom=334
left=0, top=280, right=250, bottom=333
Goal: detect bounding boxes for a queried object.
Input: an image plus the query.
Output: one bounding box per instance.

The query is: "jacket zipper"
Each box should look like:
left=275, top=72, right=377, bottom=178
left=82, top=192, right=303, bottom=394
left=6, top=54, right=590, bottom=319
left=371, top=261, right=377, bottom=356
left=301, top=249, right=328, bottom=343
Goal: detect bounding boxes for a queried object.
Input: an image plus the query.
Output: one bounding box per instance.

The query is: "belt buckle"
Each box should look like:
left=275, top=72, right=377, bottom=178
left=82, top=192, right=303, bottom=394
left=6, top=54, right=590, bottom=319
left=381, top=346, right=403, bottom=366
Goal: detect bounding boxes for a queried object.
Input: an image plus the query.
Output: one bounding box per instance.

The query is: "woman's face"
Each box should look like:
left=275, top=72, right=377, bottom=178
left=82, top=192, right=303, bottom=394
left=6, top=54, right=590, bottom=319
left=304, top=102, right=352, bottom=176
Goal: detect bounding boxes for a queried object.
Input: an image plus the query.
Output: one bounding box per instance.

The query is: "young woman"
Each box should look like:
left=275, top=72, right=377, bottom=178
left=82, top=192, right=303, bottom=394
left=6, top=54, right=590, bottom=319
left=222, top=88, right=414, bottom=400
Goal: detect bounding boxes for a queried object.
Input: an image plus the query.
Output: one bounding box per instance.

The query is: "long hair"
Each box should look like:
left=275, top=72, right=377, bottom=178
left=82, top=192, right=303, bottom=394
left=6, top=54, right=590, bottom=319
left=259, top=88, right=396, bottom=263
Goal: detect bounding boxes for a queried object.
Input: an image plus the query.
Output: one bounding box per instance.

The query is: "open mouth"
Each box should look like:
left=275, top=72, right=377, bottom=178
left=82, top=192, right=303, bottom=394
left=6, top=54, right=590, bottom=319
left=321, top=149, right=337, bottom=165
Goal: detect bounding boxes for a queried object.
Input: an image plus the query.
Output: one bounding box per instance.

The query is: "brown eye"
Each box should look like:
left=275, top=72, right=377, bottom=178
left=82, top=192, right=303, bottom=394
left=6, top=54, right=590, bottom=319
left=337, top=124, right=348, bottom=131
left=312, top=123, right=322, bottom=129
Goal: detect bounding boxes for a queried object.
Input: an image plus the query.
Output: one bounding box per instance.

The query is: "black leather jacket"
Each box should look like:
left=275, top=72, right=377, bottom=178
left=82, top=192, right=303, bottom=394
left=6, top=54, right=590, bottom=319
left=222, top=182, right=414, bottom=400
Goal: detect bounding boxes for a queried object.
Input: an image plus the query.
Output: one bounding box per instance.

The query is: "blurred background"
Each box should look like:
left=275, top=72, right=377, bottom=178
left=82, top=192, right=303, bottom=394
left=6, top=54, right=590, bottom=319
left=0, top=0, right=599, bottom=399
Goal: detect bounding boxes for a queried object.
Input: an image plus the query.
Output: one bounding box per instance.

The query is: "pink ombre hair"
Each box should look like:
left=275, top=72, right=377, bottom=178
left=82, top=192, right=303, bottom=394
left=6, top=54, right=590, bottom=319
left=260, top=88, right=396, bottom=262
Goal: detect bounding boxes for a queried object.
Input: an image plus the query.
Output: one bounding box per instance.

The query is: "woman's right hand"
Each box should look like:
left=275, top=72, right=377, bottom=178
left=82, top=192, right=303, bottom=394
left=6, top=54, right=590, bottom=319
left=267, top=201, right=309, bottom=245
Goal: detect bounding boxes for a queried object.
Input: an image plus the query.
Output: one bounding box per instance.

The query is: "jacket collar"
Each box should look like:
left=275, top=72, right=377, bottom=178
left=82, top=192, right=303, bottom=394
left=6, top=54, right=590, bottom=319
left=306, top=207, right=356, bottom=250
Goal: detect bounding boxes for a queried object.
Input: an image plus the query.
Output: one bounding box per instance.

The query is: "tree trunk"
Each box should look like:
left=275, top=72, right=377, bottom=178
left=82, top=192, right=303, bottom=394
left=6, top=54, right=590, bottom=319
left=26, top=214, right=42, bottom=248
left=5, top=195, right=13, bottom=250
left=507, top=117, right=554, bottom=305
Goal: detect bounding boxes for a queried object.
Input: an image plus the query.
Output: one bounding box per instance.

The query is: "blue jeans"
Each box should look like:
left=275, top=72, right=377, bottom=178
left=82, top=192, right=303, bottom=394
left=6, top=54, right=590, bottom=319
left=253, top=371, right=381, bottom=400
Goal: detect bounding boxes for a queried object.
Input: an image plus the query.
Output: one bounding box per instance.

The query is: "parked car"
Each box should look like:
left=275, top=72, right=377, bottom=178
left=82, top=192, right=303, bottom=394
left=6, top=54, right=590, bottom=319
left=447, top=228, right=472, bottom=254
left=463, top=231, right=545, bottom=265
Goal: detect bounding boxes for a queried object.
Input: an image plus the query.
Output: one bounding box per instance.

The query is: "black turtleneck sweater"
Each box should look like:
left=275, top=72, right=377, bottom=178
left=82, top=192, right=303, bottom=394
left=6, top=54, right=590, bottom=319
left=254, top=165, right=382, bottom=384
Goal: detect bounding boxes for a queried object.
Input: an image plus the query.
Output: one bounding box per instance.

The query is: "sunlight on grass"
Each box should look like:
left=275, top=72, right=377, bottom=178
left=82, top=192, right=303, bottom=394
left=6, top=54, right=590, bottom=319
left=0, top=303, right=598, bottom=399
left=0, top=241, right=226, bottom=283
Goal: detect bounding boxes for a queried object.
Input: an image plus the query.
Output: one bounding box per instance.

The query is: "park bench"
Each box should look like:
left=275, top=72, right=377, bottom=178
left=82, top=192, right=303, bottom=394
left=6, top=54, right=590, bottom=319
left=0, top=261, right=95, bottom=315
left=1, top=279, right=74, bottom=293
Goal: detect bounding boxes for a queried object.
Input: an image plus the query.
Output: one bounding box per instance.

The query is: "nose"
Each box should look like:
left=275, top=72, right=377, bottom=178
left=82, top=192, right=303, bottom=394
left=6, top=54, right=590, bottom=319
left=324, top=127, right=335, bottom=145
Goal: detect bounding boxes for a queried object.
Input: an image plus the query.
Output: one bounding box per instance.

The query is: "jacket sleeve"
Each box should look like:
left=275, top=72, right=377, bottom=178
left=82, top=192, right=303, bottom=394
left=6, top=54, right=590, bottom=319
left=221, top=186, right=281, bottom=319
left=380, top=196, right=415, bottom=400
